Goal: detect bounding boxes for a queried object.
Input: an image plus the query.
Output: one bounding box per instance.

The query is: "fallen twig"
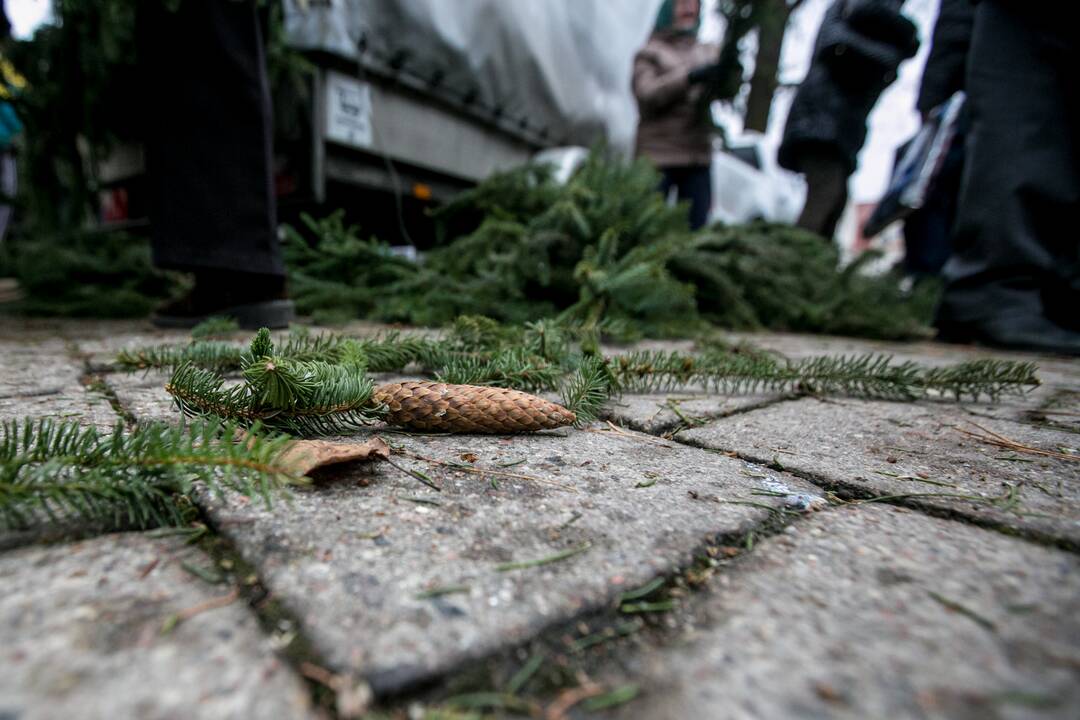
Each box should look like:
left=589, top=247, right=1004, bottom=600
left=927, top=590, right=997, bottom=632
left=415, top=585, right=470, bottom=600
left=161, top=587, right=240, bottom=633
left=957, top=422, right=1079, bottom=462
left=584, top=421, right=674, bottom=448
left=545, top=681, right=604, bottom=720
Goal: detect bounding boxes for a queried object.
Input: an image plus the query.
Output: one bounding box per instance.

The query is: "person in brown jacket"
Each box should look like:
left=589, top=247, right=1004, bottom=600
left=633, top=0, right=721, bottom=230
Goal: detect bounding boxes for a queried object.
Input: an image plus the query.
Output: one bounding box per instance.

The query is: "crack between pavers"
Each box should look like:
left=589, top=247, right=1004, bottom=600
left=189, top=504, right=352, bottom=718
left=607, top=389, right=1080, bottom=556
left=360, top=500, right=817, bottom=714
left=71, top=340, right=141, bottom=429
left=0, top=387, right=64, bottom=400
left=671, top=436, right=1079, bottom=555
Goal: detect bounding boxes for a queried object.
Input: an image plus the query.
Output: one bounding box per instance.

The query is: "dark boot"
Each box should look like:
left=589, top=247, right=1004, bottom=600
left=152, top=271, right=294, bottom=329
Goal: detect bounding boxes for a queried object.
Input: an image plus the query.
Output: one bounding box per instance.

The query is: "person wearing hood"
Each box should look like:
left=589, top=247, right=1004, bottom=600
left=779, top=0, right=919, bottom=240
left=632, top=0, right=722, bottom=230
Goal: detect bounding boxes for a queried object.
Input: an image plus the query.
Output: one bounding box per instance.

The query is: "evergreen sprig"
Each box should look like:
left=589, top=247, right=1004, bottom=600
left=435, top=347, right=563, bottom=392
left=166, top=329, right=384, bottom=436
left=116, top=340, right=245, bottom=372
left=610, top=350, right=1039, bottom=402
left=560, top=356, right=618, bottom=426
left=0, top=418, right=304, bottom=531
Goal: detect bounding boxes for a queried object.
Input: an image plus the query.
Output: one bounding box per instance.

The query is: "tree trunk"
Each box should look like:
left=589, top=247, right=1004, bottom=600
left=743, top=0, right=791, bottom=133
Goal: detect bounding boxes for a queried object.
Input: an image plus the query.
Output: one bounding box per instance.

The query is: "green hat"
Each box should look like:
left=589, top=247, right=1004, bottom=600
left=653, top=0, right=701, bottom=35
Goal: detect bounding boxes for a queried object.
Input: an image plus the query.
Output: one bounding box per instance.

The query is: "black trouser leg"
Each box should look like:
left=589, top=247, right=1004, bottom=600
left=140, top=0, right=283, bottom=277
left=660, top=166, right=713, bottom=231
left=938, top=1, right=1080, bottom=329
left=680, top=165, right=713, bottom=231
left=796, top=149, right=848, bottom=240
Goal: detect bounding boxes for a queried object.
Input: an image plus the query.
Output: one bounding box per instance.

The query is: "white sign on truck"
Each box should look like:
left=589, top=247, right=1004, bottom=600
left=325, top=71, right=374, bottom=150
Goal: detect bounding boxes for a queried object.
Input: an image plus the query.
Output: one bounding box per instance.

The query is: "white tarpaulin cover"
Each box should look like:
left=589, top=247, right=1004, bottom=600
left=284, top=0, right=663, bottom=153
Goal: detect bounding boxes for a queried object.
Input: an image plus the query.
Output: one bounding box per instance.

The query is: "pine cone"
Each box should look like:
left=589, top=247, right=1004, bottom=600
left=372, top=381, right=576, bottom=433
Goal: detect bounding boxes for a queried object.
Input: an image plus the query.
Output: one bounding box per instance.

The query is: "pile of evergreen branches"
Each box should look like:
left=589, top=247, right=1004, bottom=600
left=0, top=230, right=179, bottom=318
left=284, top=149, right=939, bottom=340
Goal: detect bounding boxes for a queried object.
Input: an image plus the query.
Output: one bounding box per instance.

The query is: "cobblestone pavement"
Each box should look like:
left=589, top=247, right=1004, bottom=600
left=1, top=316, right=1078, bottom=719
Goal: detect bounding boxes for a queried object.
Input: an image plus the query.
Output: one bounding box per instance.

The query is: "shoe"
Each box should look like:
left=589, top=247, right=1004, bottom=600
left=152, top=270, right=295, bottom=330
left=936, top=313, right=1080, bottom=356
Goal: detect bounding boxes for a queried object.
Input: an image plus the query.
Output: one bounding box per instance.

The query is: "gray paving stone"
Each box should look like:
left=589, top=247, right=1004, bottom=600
left=680, top=397, right=1080, bottom=548
left=76, top=329, right=193, bottom=371
left=0, top=338, right=83, bottom=399
left=0, top=385, right=120, bottom=431
left=0, top=532, right=314, bottom=720
left=202, top=426, right=823, bottom=695
left=601, top=505, right=1080, bottom=720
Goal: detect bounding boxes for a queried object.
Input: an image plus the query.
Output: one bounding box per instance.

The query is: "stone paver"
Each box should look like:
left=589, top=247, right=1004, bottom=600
left=600, top=505, right=1080, bottom=720
left=0, top=338, right=83, bottom=399
left=0, top=532, right=313, bottom=720
left=201, top=427, right=822, bottom=695
left=681, top=397, right=1080, bottom=548
left=3, top=317, right=1079, bottom=717
left=0, top=385, right=120, bottom=431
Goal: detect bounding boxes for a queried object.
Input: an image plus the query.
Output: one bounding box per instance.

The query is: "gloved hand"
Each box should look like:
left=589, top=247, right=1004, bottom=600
left=687, top=62, right=723, bottom=85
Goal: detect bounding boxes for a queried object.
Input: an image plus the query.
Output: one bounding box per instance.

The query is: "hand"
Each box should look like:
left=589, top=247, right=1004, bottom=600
left=687, top=63, right=722, bottom=85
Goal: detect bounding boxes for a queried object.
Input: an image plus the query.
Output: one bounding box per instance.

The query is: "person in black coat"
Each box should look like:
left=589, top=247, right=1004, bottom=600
left=139, top=0, right=294, bottom=329
left=935, top=0, right=1080, bottom=354
left=778, top=0, right=918, bottom=240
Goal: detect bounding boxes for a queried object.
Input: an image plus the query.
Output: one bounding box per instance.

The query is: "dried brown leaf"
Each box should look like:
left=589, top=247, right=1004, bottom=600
left=277, top=436, right=391, bottom=477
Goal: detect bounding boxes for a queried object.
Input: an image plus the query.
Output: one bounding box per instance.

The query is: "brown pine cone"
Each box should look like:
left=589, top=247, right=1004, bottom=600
left=372, top=381, right=576, bottom=433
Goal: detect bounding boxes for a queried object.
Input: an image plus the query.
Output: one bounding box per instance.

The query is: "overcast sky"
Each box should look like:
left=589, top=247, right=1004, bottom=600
left=9, top=0, right=938, bottom=202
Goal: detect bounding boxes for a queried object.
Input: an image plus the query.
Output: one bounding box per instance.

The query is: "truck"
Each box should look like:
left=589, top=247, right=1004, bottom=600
left=99, top=0, right=660, bottom=244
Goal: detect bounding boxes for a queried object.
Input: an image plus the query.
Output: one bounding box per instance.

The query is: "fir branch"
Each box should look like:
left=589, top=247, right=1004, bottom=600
left=167, top=348, right=384, bottom=437
left=611, top=351, right=1038, bottom=402
left=116, top=341, right=245, bottom=372
left=560, top=356, right=617, bottom=426
left=0, top=418, right=304, bottom=531
left=166, top=363, right=260, bottom=423
left=190, top=316, right=240, bottom=340
left=142, top=325, right=1040, bottom=440
left=435, top=348, right=563, bottom=392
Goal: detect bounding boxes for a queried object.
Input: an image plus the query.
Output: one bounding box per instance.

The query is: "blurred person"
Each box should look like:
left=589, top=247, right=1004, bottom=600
left=0, top=15, right=22, bottom=247
left=898, top=0, right=973, bottom=279
left=934, top=1, right=1080, bottom=354
left=778, top=0, right=918, bottom=240
left=633, top=0, right=721, bottom=230
left=139, top=0, right=293, bottom=329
